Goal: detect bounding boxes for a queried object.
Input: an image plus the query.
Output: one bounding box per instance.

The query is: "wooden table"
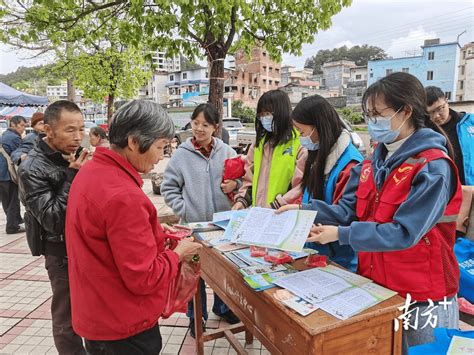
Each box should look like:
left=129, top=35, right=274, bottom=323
left=193, top=245, right=405, bottom=355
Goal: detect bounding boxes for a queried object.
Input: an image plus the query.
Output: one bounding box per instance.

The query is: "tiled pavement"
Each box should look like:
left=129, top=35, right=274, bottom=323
left=0, top=172, right=271, bottom=354
left=0, top=157, right=471, bottom=354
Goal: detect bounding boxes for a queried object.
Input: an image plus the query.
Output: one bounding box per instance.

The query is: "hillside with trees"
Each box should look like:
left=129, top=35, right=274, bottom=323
left=305, top=45, right=388, bottom=74
left=0, top=64, right=61, bottom=95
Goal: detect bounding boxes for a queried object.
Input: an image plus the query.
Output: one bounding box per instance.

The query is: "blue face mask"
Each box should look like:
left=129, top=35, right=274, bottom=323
left=260, top=115, right=273, bottom=132
left=299, top=129, right=319, bottom=151
left=368, top=108, right=404, bottom=144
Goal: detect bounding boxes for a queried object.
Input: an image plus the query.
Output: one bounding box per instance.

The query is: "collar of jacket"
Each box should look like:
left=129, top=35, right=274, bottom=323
left=37, top=138, right=70, bottom=167
left=7, top=128, right=21, bottom=137
left=93, top=147, right=143, bottom=187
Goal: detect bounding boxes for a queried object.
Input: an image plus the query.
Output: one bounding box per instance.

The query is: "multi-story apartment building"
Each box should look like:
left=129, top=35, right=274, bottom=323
left=457, top=42, right=474, bottom=102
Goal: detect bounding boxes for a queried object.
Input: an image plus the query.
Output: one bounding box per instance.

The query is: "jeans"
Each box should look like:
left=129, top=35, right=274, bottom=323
left=45, top=255, right=86, bottom=355
left=187, top=278, right=229, bottom=321
left=85, top=323, right=162, bottom=355
left=0, top=180, right=22, bottom=232
left=401, top=295, right=459, bottom=354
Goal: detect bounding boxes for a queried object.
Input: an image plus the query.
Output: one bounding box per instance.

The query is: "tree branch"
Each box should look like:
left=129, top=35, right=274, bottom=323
left=224, top=5, right=237, bottom=52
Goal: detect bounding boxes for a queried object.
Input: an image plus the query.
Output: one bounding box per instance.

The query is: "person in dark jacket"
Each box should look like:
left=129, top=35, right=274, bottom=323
left=12, top=112, right=45, bottom=164
left=0, top=115, right=27, bottom=234
left=18, top=100, right=89, bottom=355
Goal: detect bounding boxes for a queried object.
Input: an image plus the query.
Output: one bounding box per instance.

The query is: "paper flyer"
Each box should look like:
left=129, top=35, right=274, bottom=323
left=231, top=207, right=317, bottom=252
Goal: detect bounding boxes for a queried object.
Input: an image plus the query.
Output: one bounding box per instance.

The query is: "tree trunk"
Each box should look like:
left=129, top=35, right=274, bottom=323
left=207, top=51, right=225, bottom=135
left=66, top=78, right=75, bottom=102
left=107, top=92, right=115, bottom=124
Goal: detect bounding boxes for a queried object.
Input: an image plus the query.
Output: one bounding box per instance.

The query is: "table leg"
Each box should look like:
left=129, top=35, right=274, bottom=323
left=194, top=287, right=204, bottom=355
left=245, top=329, right=253, bottom=345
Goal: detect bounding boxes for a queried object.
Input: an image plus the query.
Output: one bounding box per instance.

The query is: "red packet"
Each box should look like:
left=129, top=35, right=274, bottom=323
left=250, top=245, right=267, bottom=257
left=264, top=250, right=293, bottom=264
left=305, top=255, right=327, bottom=267
left=164, top=225, right=193, bottom=250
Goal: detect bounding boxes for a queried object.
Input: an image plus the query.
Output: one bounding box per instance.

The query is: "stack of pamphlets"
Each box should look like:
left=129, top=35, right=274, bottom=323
left=238, top=264, right=297, bottom=291
left=273, top=265, right=397, bottom=320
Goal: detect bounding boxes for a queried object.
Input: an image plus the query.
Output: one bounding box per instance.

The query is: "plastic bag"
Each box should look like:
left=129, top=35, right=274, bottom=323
left=161, top=225, right=200, bottom=319
left=162, top=260, right=201, bottom=319
left=223, top=156, right=246, bottom=201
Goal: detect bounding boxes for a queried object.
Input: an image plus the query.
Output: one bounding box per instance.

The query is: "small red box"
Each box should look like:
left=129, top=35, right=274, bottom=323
left=305, top=255, right=328, bottom=267
left=264, top=250, right=293, bottom=264
left=250, top=246, right=267, bottom=257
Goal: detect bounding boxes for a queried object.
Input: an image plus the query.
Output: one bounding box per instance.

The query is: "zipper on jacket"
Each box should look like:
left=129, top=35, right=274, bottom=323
left=424, top=237, right=430, bottom=245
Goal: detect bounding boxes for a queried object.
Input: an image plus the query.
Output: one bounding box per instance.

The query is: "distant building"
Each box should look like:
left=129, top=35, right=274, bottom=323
left=152, top=51, right=180, bottom=72
left=46, top=84, right=83, bottom=102
left=368, top=39, right=460, bottom=100
left=166, top=67, right=209, bottom=107
left=344, top=66, right=367, bottom=105
left=280, top=80, right=341, bottom=105
left=224, top=47, right=281, bottom=108
left=322, top=60, right=356, bottom=96
left=280, top=66, right=314, bottom=85
left=457, top=42, right=474, bottom=102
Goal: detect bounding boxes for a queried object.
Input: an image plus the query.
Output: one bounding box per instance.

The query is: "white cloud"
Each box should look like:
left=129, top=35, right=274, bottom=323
left=386, top=26, right=438, bottom=58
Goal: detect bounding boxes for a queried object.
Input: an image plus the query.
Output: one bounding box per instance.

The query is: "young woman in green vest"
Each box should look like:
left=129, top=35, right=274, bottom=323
left=232, top=90, right=307, bottom=209
left=292, top=95, right=363, bottom=272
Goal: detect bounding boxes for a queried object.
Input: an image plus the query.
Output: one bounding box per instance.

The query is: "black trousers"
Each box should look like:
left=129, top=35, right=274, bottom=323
left=0, top=180, right=22, bottom=232
left=45, top=255, right=86, bottom=355
left=85, top=323, right=162, bottom=355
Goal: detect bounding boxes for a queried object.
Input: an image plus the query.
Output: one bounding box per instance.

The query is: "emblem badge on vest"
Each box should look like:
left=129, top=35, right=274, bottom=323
left=282, top=147, right=293, bottom=156
left=393, top=166, right=413, bottom=185
left=361, top=165, right=371, bottom=182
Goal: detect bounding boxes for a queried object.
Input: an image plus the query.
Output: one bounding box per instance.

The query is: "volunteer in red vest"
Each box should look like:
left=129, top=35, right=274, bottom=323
left=278, top=72, right=461, bottom=350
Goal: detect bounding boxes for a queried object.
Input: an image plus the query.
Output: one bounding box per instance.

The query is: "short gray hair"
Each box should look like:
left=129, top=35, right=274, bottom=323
left=109, top=100, right=175, bottom=153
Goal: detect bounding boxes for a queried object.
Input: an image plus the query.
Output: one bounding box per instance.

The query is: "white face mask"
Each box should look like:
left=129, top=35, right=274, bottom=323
left=298, top=129, right=319, bottom=150
left=260, top=115, right=273, bottom=132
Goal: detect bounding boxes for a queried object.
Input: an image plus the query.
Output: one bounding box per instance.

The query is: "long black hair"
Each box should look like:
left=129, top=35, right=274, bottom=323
left=292, top=95, right=343, bottom=200
left=255, top=90, right=295, bottom=148
left=362, top=72, right=454, bottom=159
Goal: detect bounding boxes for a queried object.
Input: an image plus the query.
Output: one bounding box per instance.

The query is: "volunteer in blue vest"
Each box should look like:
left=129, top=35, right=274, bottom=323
left=161, top=103, right=240, bottom=338
left=232, top=90, right=307, bottom=210
left=425, top=86, right=474, bottom=186
left=291, top=95, right=363, bottom=271
left=278, top=72, right=461, bottom=350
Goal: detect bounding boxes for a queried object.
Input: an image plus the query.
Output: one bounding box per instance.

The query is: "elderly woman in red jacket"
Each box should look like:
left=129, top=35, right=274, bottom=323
left=65, top=100, right=201, bottom=354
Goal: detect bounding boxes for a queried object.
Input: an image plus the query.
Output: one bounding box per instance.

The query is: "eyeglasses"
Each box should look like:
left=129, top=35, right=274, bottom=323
left=428, top=103, right=447, bottom=117
left=363, top=107, right=401, bottom=124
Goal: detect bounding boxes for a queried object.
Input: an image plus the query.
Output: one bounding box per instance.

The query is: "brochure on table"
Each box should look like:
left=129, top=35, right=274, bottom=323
left=273, top=265, right=397, bottom=320
left=230, top=207, right=317, bottom=252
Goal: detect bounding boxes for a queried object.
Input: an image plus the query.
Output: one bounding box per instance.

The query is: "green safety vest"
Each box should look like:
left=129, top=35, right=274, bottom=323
left=252, top=131, right=301, bottom=206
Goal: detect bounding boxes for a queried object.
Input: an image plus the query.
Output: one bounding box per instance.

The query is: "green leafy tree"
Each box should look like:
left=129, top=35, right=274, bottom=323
left=1, top=0, right=351, bottom=127
left=306, top=44, right=388, bottom=74
left=232, top=100, right=256, bottom=123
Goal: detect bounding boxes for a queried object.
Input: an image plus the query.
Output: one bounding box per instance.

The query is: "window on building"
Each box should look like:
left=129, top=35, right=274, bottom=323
left=461, top=65, right=465, bottom=75
left=386, top=69, right=393, bottom=76
left=460, top=81, right=464, bottom=90
left=370, top=73, right=373, bottom=78
left=169, top=74, right=174, bottom=81
left=275, top=68, right=279, bottom=74
left=275, top=81, right=279, bottom=86
left=263, top=66, right=267, bottom=71
left=182, top=72, right=187, bottom=80
left=269, top=80, right=273, bottom=85
left=402, top=68, right=409, bottom=73
left=357, top=92, right=362, bottom=97
left=427, top=71, right=434, bottom=80
left=458, top=95, right=463, bottom=101
left=463, top=51, right=466, bottom=59
left=356, top=74, right=362, bottom=80
left=428, top=51, right=435, bottom=60
left=445, top=92, right=451, bottom=100
left=263, top=79, right=267, bottom=84
left=241, top=86, right=245, bottom=95
left=269, top=67, right=273, bottom=73
left=263, top=51, right=266, bottom=57
left=205, top=71, right=209, bottom=78
left=322, top=78, right=326, bottom=85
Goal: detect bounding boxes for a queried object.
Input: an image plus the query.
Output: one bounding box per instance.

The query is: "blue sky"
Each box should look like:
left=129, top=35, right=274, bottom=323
left=0, top=0, right=473, bottom=74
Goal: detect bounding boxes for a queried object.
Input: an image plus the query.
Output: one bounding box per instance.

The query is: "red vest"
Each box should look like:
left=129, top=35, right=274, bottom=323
left=355, top=149, right=461, bottom=301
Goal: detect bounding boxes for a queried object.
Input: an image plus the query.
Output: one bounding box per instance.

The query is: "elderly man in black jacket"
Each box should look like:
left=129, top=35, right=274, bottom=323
left=19, top=100, right=88, bottom=355
left=0, top=115, right=27, bottom=234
